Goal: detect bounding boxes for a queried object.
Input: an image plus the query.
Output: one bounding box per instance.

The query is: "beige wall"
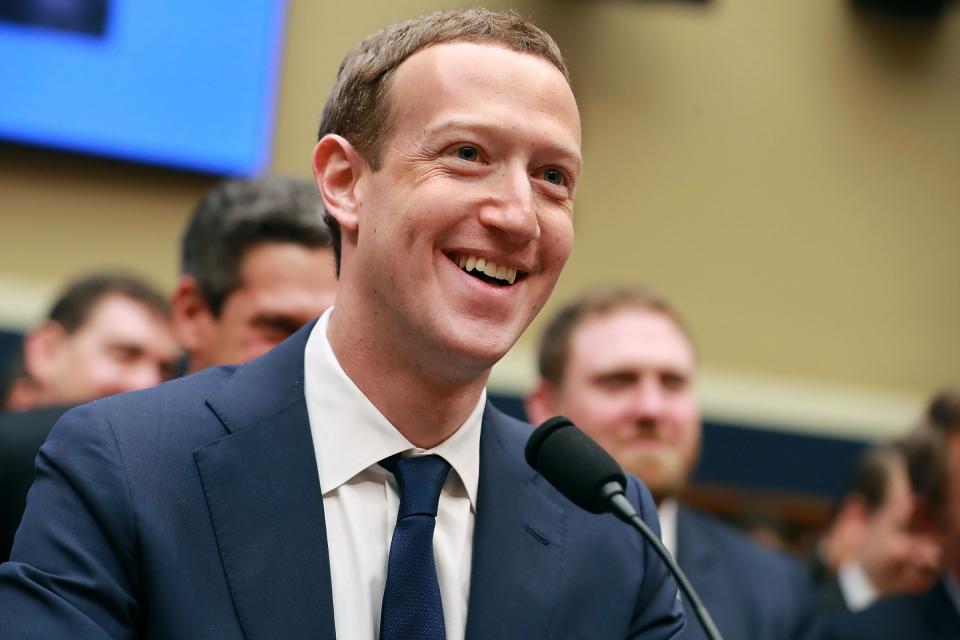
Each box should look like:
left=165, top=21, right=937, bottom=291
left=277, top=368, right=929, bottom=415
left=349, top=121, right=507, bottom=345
left=1, top=1, right=957, bottom=436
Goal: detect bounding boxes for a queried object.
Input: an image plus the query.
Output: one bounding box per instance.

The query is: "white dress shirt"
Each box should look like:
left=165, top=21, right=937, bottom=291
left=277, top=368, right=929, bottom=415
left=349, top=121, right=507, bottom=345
left=657, top=498, right=679, bottom=560
left=836, top=560, right=879, bottom=612
left=304, top=308, right=483, bottom=640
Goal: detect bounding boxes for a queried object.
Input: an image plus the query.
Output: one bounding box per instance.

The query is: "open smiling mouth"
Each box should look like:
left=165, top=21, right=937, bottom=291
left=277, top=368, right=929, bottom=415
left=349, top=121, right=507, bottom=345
left=446, top=253, right=524, bottom=287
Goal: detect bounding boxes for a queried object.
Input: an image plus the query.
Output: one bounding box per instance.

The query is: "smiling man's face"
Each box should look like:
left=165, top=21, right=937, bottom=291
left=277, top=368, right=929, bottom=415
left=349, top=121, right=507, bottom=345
left=344, top=41, right=581, bottom=376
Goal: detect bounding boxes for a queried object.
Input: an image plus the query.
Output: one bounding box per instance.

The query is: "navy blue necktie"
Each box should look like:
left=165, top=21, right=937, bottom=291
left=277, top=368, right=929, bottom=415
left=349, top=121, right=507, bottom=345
left=379, top=454, right=451, bottom=640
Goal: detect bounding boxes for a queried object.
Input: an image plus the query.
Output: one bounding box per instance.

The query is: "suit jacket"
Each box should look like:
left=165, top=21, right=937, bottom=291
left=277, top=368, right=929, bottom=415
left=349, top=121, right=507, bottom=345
left=0, top=322, right=683, bottom=639
left=676, top=506, right=813, bottom=640
left=813, top=577, right=960, bottom=640
left=0, top=404, right=70, bottom=561
left=807, top=553, right=849, bottom=617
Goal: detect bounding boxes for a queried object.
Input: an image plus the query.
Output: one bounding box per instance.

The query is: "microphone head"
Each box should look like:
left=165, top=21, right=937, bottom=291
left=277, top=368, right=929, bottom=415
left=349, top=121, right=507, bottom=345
left=525, top=416, right=627, bottom=514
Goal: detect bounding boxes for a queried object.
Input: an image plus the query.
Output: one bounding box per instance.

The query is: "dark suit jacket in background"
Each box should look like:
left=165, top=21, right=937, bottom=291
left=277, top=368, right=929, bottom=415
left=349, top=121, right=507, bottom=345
left=0, top=322, right=684, bottom=639
left=807, top=553, right=849, bottom=618
left=677, top=506, right=814, bottom=640
left=813, top=577, right=960, bottom=640
left=0, top=404, right=69, bottom=561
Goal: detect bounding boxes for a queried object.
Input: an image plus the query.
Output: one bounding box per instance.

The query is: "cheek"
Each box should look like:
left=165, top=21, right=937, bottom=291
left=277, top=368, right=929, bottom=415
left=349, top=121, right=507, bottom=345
left=562, top=391, right=623, bottom=433
left=541, top=217, right=574, bottom=266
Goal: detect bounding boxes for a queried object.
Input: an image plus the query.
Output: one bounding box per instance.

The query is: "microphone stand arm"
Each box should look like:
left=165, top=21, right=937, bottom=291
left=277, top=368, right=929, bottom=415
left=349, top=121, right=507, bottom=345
left=599, top=482, right=725, bottom=640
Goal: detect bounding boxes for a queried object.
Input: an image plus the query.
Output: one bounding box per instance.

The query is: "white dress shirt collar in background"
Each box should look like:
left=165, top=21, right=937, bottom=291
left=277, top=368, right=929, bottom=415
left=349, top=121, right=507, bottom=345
left=657, top=498, right=679, bottom=560
left=837, top=559, right=879, bottom=612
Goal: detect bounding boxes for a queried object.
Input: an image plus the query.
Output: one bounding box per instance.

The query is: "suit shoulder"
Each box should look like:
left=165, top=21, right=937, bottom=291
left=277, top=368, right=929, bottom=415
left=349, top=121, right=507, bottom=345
left=819, top=592, right=928, bottom=639
left=682, top=507, right=803, bottom=577
left=53, top=366, right=239, bottom=448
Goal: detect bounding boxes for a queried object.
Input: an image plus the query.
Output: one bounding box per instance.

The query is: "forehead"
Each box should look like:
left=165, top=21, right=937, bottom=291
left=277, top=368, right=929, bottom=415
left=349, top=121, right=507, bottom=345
left=385, top=41, right=581, bottom=154
left=568, top=308, right=696, bottom=373
left=74, top=294, right=173, bottom=349
left=233, top=242, right=337, bottom=311
left=83, top=294, right=162, bottom=330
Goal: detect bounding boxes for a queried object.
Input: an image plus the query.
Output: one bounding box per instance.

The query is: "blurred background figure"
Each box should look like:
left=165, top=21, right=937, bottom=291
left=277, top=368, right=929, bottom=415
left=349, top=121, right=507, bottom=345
left=2, top=176, right=338, bottom=562
left=525, top=286, right=812, bottom=640
left=1, top=270, right=176, bottom=560
left=171, top=175, right=337, bottom=374
left=811, top=436, right=943, bottom=615
left=929, top=385, right=960, bottom=433
left=815, top=389, right=960, bottom=639
left=17, top=271, right=177, bottom=409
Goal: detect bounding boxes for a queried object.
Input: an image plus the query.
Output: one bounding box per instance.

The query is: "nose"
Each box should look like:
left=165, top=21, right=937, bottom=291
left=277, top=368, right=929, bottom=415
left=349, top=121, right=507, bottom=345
left=631, top=378, right=667, bottom=422
left=123, top=363, right=165, bottom=392
left=478, top=162, right=540, bottom=244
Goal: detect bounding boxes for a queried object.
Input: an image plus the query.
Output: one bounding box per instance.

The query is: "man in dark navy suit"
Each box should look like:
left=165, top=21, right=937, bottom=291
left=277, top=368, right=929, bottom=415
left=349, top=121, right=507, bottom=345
left=814, top=393, right=960, bottom=640
left=0, top=178, right=335, bottom=564
left=527, top=286, right=813, bottom=640
left=0, top=9, right=683, bottom=639
left=0, top=272, right=178, bottom=561
left=809, top=438, right=943, bottom=617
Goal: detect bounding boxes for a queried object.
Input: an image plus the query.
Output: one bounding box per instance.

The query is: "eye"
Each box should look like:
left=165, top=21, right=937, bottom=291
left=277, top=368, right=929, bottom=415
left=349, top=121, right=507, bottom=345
left=543, top=168, right=565, bottom=185
left=454, top=145, right=480, bottom=162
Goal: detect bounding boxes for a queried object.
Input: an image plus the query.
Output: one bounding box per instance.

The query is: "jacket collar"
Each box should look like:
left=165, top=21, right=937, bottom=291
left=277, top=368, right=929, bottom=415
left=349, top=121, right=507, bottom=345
left=195, top=320, right=337, bottom=640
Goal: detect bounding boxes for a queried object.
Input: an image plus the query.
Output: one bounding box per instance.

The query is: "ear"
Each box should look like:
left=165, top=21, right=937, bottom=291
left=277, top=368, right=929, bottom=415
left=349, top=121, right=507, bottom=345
left=170, top=275, right=215, bottom=356
left=312, top=134, right=366, bottom=234
left=23, top=320, right=67, bottom=382
left=524, top=379, right=562, bottom=426
left=835, top=495, right=869, bottom=534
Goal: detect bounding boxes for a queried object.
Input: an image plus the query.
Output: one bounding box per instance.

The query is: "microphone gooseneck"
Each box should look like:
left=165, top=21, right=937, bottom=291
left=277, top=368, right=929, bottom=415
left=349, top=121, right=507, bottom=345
left=525, top=416, right=725, bottom=640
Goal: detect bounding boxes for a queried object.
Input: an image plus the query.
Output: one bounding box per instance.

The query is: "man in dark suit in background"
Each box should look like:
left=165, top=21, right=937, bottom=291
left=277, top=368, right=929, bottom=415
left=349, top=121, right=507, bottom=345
left=0, top=271, right=178, bottom=560
left=809, top=439, right=942, bottom=616
left=1, top=176, right=336, bottom=562
left=0, top=9, right=684, bottom=639
left=815, top=392, right=960, bottom=639
left=170, top=175, right=337, bottom=375
left=526, top=286, right=813, bottom=640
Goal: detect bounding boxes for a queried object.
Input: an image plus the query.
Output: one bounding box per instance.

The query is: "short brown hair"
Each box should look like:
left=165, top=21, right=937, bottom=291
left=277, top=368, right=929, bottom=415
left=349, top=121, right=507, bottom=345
left=847, top=444, right=902, bottom=514
left=536, top=287, right=695, bottom=385
left=316, top=8, right=569, bottom=271
left=928, top=385, right=960, bottom=434
left=897, top=426, right=949, bottom=521
left=181, top=176, right=331, bottom=315
left=48, top=271, right=169, bottom=333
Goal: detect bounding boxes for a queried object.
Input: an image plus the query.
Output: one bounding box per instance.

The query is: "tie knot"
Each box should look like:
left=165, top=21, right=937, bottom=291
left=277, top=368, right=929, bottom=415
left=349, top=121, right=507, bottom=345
left=381, top=454, right=451, bottom=519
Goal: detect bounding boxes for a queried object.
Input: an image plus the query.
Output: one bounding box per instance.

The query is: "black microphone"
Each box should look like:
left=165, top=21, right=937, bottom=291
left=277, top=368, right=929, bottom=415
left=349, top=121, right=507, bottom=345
left=525, top=416, right=724, bottom=640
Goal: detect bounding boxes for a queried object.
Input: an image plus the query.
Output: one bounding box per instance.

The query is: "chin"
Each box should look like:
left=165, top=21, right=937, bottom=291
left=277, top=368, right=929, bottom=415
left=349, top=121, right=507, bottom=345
left=440, top=316, right=521, bottom=366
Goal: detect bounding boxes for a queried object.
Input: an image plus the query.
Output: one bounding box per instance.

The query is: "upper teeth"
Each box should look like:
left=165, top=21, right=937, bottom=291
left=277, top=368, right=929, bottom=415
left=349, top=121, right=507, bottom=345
left=456, top=255, right=517, bottom=285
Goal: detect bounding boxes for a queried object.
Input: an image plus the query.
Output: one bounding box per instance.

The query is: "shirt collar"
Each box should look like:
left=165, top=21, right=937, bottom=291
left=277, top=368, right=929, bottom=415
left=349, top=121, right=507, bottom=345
left=657, top=498, right=679, bottom=559
left=837, top=560, right=879, bottom=612
left=303, top=308, right=483, bottom=510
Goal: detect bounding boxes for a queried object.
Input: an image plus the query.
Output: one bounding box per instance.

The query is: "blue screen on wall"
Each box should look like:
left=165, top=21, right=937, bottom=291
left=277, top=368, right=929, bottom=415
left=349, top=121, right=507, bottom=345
left=0, top=1, right=287, bottom=176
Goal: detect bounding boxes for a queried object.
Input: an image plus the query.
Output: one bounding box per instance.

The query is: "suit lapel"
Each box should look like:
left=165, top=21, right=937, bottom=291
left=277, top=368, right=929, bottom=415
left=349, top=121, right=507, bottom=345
left=922, top=579, right=960, bottom=639
left=465, top=406, right=566, bottom=639
left=194, top=322, right=336, bottom=640
left=676, top=507, right=720, bottom=602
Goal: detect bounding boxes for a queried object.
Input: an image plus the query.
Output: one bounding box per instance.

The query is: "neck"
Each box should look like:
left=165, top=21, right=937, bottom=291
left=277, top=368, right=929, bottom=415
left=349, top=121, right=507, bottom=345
left=327, top=305, right=490, bottom=449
